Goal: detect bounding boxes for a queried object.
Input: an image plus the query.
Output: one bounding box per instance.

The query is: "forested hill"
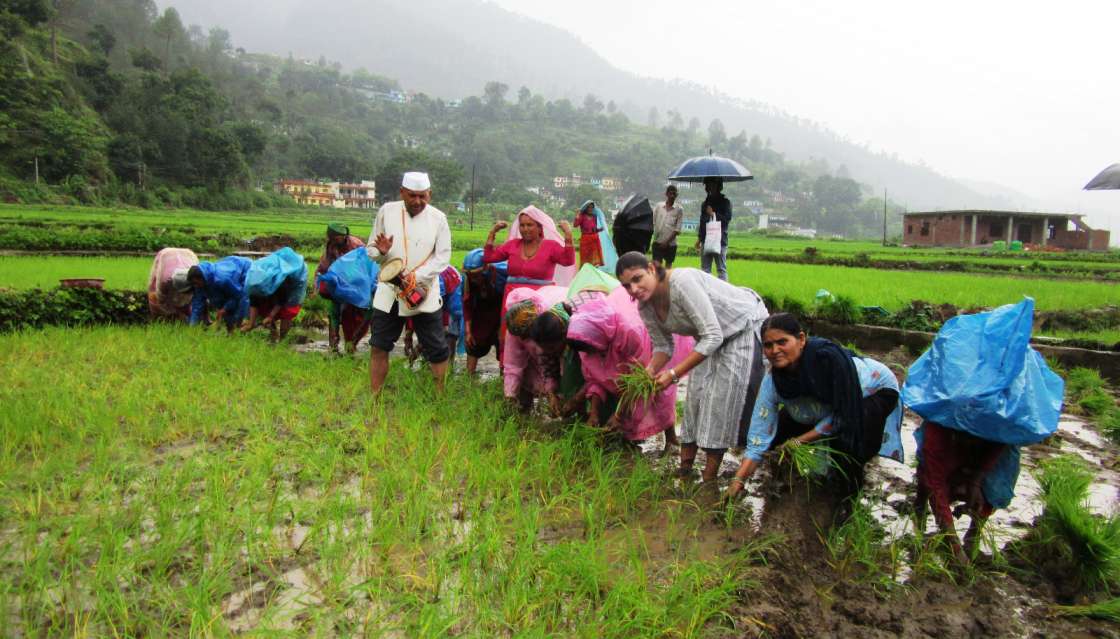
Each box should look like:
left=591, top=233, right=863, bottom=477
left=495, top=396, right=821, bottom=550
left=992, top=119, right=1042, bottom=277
left=4, top=0, right=907, bottom=236
left=169, top=0, right=1022, bottom=212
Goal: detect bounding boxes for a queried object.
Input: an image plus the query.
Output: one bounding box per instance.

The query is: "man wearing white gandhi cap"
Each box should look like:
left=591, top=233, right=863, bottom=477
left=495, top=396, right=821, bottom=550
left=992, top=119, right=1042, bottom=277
left=367, top=170, right=452, bottom=393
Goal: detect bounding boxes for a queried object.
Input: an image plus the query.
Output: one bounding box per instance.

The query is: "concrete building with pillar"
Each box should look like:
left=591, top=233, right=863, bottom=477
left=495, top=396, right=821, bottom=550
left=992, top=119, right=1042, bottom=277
left=902, top=210, right=1110, bottom=251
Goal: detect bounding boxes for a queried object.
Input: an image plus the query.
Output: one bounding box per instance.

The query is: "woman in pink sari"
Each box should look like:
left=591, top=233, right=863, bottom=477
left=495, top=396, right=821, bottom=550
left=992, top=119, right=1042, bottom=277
left=566, top=287, right=684, bottom=451
left=147, top=247, right=200, bottom=320
left=483, top=206, right=576, bottom=338
left=502, top=285, right=570, bottom=413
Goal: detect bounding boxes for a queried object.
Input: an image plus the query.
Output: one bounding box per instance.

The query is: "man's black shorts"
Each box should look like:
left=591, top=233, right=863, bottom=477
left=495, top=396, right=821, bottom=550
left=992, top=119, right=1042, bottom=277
left=369, top=303, right=450, bottom=363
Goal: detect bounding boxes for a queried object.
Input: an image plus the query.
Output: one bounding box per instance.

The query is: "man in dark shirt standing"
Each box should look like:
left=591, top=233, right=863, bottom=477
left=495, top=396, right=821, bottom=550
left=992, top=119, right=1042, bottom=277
left=697, top=177, right=732, bottom=281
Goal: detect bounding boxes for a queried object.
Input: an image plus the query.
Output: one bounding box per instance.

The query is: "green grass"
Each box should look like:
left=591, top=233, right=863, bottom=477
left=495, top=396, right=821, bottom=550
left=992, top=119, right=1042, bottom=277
left=0, top=325, right=763, bottom=636
left=672, top=256, right=1120, bottom=312
left=1030, top=455, right=1120, bottom=593
left=0, top=252, right=472, bottom=291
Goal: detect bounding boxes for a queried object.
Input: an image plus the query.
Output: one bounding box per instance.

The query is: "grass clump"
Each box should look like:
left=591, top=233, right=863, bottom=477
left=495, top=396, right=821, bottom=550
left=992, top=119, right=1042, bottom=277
left=616, top=361, right=658, bottom=411
left=1052, top=598, right=1120, bottom=622
left=777, top=439, right=848, bottom=484
left=1029, top=455, right=1120, bottom=593
left=1063, top=366, right=1120, bottom=442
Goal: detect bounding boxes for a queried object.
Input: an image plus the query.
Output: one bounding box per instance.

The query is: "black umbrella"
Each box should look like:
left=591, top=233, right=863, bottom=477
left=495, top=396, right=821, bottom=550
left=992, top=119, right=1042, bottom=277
left=612, top=194, right=654, bottom=256
left=1084, top=163, right=1120, bottom=190
left=667, top=154, right=753, bottom=183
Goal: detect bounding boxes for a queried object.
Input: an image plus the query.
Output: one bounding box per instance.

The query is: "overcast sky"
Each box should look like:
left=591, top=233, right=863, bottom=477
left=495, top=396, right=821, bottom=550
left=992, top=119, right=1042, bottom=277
left=492, top=0, right=1120, bottom=237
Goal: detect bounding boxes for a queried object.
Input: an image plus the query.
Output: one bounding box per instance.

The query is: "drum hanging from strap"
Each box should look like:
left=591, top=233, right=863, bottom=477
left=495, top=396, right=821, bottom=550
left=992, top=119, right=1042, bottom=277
left=379, top=257, right=427, bottom=309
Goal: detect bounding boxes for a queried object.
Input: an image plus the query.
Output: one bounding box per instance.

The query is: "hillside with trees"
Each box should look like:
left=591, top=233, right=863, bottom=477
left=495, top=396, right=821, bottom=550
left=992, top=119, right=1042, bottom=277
left=0, top=0, right=905, bottom=237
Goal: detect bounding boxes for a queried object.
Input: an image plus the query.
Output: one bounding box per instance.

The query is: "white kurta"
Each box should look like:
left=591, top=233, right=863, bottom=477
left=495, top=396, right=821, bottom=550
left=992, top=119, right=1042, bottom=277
left=368, top=201, right=451, bottom=316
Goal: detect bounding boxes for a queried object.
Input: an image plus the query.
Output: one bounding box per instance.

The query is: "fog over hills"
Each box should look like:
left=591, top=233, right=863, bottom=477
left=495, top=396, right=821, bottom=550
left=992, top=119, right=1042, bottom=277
left=170, top=0, right=1029, bottom=211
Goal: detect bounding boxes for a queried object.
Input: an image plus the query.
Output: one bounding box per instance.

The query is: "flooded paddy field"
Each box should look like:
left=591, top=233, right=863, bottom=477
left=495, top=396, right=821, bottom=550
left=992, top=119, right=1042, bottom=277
left=4, top=325, right=1116, bottom=636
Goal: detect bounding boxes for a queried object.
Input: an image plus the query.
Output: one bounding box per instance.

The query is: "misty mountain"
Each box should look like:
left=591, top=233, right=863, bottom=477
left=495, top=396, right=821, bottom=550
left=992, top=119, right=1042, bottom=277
left=168, top=0, right=1023, bottom=210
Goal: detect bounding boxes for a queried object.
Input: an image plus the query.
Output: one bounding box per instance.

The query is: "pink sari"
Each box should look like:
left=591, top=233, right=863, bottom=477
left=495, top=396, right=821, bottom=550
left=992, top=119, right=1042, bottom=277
left=567, top=287, right=691, bottom=441
left=147, top=248, right=199, bottom=318
left=501, top=285, right=569, bottom=399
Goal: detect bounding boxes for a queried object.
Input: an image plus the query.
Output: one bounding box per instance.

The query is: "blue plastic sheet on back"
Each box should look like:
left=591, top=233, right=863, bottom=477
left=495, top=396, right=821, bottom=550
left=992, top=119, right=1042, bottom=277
left=901, top=298, right=1064, bottom=446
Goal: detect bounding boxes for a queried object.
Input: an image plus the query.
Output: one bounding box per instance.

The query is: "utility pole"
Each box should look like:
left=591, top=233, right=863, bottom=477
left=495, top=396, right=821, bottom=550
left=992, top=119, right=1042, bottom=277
left=469, top=162, right=476, bottom=231
left=33, top=156, right=39, bottom=185
left=882, top=188, right=888, bottom=246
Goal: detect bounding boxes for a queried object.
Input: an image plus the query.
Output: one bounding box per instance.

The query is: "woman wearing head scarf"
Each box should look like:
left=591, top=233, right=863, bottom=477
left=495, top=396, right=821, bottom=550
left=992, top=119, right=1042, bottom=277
left=483, top=205, right=576, bottom=338
left=147, top=247, right=199, bottom=320
left=502, top=285, right=569, bottom=413
left=615, top=251, right=768, bottom=482
left=317, top=222, right=366, bottom=352
left=725, top=313, right=903, bottom=512
left=461, top=248, right=507, bottom=375
left=565, top=290, right=681, bottom=450
left=573, top=201, right=604, bottom=267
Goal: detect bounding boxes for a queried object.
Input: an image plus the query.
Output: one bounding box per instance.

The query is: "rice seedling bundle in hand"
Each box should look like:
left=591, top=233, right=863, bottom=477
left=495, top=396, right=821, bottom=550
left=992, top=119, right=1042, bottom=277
left=616, top=362, right=658, bottom=412
left=777, top=439, right=848, bottom=481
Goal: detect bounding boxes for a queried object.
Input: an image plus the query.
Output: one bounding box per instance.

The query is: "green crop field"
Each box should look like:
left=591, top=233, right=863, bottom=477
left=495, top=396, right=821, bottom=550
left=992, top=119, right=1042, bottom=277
left=0, top=252, right=1115, bottom=313
left=0, top=326, right=760, bottom=636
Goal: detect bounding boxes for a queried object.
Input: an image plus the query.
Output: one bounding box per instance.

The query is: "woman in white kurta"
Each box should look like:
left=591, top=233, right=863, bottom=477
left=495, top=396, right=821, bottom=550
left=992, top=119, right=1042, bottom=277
left=615, top=251, right=768, bottom=482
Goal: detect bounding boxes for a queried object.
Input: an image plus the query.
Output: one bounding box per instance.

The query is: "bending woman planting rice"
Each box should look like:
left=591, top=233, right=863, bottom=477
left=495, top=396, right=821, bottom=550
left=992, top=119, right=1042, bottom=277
left=724, top=313, right=904, bottom=514
left=563, top=290, right=682, bottom=453
left=616, top=251, right=768, bottom=482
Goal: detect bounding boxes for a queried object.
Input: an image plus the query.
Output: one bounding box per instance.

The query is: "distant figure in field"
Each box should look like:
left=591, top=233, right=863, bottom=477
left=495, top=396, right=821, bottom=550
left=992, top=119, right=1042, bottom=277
left=187, top=256, right=252, bottom=333
left=573, top=201, right=604, bottom=267
left=316, top=222, right=365, bottom=353
left=651, top=185, right=684, bottom=268
left=460, top=248, right=507, bottom=375
left=367, top=171, right=452, bottom=394
left=697, top=177, right=731, bottom=281
left=147, top=247, right=199, bottom=321
left=244, top=247, right=307, bottom=342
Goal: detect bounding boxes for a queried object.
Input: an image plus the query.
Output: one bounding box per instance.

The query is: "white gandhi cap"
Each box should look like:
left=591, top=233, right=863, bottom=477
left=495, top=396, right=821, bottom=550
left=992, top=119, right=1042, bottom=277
left=401, top=171, right=431, bottom=191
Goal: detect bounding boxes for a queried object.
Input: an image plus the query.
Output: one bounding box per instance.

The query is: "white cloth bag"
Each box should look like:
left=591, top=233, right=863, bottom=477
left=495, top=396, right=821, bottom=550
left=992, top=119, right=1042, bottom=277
left=702, top=220, right=723, bottom=255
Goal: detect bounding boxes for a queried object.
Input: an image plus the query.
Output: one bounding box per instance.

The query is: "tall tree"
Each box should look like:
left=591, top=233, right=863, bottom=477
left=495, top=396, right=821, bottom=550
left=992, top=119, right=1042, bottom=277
left=151, top=8, right=183, bottom=69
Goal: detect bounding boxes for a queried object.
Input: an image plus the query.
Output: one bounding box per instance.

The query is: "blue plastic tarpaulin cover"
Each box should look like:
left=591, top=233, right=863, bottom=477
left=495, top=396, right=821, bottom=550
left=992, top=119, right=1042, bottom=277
left=246, top=247, right=307, bottom=300
left=316, top=247, right=379, bottom=309
left=901, top=298, right=1064, bottom=446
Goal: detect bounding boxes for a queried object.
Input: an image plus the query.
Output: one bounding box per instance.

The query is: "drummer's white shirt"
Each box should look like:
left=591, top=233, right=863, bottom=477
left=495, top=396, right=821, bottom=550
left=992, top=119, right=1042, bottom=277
left=367, top=201, right=451, bottom=316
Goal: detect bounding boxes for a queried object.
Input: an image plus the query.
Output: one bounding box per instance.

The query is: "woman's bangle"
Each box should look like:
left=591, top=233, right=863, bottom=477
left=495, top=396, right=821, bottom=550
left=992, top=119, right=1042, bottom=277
left=729, top=476, right=745, bottom=486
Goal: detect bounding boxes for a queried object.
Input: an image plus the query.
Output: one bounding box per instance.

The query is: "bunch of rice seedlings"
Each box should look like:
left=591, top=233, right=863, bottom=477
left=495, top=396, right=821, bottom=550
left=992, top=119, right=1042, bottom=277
left=616, top=362, right=658, bottom=412
left=1052, top=598, right=1120, bottom=622
left=1032, top=455, right=1120, bottom=592
left=777, top=438, right=848, bottom=481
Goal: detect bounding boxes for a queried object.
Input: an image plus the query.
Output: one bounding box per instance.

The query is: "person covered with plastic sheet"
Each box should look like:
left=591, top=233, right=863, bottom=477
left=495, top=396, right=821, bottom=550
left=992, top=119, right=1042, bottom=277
left=187, top=256, right=252, bottom=333
left=903, top=298, right=1063, bottom=563
left=147, top=247, right=199, bottom=321
left=564, top=288, right=682, bottom=454
left=316, top=222, right=366, bottom=352
left=316, top=247, right=380, bottom=354
left=244, top=247, right=307, bottom=342
left=461, top=248, right=506, bottom=375
left=483, top=205, right=576, bottom=339
left=725, top=313, right=904, bottom=511
left=616, top=251, right=768, bottom=483
left=502, top=285, right=569, bottom=414
left=405, top=266, right=463, bottom=368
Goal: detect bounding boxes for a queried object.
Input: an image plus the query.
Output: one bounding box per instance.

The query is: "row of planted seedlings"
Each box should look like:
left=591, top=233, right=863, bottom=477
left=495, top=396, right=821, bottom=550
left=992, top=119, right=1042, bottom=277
left=1, top=325, right=770, bottom=636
